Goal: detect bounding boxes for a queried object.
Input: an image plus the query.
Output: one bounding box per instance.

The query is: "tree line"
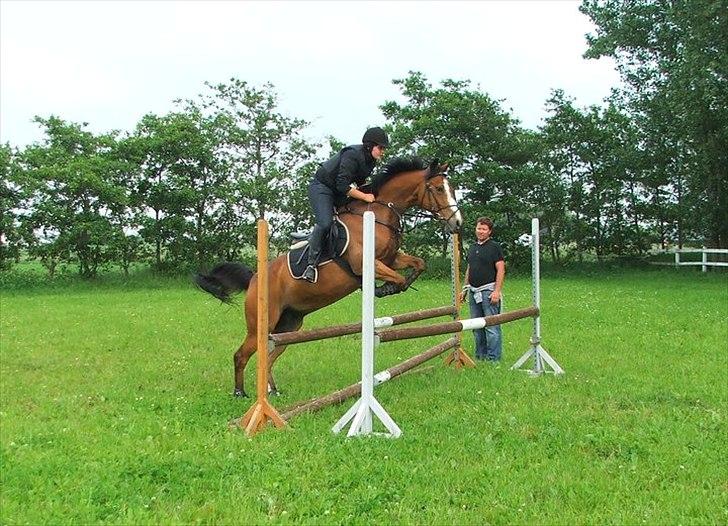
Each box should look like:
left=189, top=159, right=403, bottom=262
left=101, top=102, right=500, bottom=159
left=1, top=0, right=725, bottom=277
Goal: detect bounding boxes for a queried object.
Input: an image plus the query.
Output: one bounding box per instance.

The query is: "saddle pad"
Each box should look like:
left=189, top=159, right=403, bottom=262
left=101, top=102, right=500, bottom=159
left=287, top=218, right=351, bottom=282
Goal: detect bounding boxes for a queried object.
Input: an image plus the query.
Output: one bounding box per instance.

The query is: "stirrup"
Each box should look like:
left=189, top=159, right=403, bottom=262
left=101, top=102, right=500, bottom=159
left=302, top=265, right=317, bottom=283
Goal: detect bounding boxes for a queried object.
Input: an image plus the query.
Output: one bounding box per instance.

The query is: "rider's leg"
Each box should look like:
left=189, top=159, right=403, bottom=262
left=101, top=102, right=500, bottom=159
left=305, top=181, right=335, bottom=281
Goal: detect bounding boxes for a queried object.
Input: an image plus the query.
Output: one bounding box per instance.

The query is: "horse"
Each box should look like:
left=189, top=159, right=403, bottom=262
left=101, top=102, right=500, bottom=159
left=195, top=157, right=462, bottom=397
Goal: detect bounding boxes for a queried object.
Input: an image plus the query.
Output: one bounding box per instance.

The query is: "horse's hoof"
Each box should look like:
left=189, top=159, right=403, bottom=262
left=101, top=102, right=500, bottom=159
left=375, top=282, right=403, bottom=298
left=269, top=389, right=282, bottom=397
left=233, top=389, right=248, bottom=398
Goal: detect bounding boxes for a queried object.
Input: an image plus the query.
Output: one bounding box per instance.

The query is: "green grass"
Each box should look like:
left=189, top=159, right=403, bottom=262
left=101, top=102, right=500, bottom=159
left=1, top=269, right=727, bottom=524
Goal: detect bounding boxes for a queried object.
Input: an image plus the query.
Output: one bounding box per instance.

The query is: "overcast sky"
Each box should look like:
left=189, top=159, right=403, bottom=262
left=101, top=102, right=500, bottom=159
left=1, top=0, right=620, bottom=148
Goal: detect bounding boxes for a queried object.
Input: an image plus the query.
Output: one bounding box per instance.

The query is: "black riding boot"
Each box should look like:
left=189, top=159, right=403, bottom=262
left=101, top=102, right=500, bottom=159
left=303, top=224, right=326, bottom=282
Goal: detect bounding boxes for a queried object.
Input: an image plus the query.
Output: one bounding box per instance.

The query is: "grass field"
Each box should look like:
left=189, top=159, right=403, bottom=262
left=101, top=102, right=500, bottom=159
left=1, top=268, right=727, bottom=524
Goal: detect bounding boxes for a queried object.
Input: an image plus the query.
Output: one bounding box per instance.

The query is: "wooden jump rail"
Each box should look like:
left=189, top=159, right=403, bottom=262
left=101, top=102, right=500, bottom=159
left=270, top=305, right=457, bottom=346
left=281, top=337, right=459, bottom=421
left=377, top=306, right=540, bottom=343
left=280, top=307, right=541, bottom=422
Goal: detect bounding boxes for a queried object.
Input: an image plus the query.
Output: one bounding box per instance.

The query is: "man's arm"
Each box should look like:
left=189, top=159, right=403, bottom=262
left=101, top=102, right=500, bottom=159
left=490, top=260, right=505, bottom=303
left=459, top=264, right=470, bottom=302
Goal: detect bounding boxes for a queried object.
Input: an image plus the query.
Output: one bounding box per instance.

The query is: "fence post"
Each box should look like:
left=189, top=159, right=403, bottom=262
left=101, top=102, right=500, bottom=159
left=702, top=246, right=707, bottom=273
left=510, top=218, right=564, bottom=375
left=332, top=211, right=402, bottom=438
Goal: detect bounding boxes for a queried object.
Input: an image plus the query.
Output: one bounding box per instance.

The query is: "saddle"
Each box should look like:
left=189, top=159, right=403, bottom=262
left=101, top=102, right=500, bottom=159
left=287, top=217, right=351, bottom=283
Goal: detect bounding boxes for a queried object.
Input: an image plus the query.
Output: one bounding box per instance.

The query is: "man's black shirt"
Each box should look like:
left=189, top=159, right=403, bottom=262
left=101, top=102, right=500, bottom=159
left=466, top=239, right=504, bottom=286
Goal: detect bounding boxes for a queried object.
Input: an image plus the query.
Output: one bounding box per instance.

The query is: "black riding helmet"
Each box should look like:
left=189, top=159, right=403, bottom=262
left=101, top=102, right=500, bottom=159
left=362, top=127, right=389, bottom=147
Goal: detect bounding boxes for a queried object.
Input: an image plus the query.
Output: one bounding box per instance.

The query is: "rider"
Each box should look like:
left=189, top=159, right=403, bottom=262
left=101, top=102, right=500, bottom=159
left=302, top=127, right=389, bottom=283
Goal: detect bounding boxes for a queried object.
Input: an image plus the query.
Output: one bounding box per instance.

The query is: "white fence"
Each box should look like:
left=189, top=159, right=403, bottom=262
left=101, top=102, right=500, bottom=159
left=656, top=248, right=728, bottom=272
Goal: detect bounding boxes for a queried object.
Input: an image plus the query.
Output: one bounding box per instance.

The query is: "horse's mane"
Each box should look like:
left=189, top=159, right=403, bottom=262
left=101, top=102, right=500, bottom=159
left=370, top=156, right=428, bottom=195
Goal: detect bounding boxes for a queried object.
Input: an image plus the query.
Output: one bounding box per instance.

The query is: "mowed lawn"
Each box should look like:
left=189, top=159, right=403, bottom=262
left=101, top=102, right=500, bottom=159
left=1, top=269, right=726, bottom=524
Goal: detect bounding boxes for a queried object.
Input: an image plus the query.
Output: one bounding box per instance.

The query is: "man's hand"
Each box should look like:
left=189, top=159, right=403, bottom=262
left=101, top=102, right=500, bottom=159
left=489, top=290, right=502, bottom=304
left=459, top=289, right=467, bottom=303
left=362, top=193, right=375, bottom=203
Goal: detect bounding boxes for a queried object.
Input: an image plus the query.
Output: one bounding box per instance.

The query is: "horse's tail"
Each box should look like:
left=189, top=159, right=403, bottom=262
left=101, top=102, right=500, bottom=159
left=194, top=262, right=254, bottom=304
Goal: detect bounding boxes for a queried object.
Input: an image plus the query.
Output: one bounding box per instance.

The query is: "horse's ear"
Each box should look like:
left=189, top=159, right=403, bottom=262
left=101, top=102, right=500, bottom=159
left=427, top=158, right=439, bottom=178
left=439, top=163, right=449, bottom=173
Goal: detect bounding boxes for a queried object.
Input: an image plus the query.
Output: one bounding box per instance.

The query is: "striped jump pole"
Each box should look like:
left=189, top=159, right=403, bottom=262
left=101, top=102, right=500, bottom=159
left=332, top=211, right=402, bottom=438
left=377, top=306, right=540, bottom=342
left=281, top=337, right=459, bottom=421
left=270, top=305, right=457, bottom=346
left=510, top=218, right=564, bottom=375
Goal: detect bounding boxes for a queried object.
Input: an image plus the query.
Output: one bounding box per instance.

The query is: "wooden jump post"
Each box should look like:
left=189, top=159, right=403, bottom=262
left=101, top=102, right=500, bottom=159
left=445, top=231, right=476, bottom=368
left=236, top=219, right=286, bottom=436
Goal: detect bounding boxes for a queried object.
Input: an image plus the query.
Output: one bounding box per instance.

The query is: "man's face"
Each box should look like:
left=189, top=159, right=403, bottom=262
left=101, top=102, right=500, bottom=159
left=475, top=222, right=491, bottom=242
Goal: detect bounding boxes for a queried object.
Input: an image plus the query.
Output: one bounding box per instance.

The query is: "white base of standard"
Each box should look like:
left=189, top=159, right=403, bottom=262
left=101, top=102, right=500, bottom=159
left=510, top=338, right=564, bottom=375
left=331, top=395, right=402, bottom=438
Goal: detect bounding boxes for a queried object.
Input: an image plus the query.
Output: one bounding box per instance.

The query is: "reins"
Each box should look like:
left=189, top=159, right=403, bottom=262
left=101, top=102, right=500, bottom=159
left=338, top=169, right=461, bottom=237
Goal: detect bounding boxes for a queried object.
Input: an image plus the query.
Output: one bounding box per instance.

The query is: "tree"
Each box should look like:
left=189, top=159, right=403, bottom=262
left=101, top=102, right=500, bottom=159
left=381, top=72, right=541, bottom=264
left=20, top=117, right=127, bottom=277
left=0, top=144, right=24, bottom=270
left=181, top=79, right=318, bottom=254
left=581, top=0, right=728, bottom=247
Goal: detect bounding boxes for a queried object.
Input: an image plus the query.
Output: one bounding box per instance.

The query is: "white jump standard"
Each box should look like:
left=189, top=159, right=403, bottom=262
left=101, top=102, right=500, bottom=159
left=333, top=212, right=402, bottom=438
left=510, top=218, right=564, bottom=375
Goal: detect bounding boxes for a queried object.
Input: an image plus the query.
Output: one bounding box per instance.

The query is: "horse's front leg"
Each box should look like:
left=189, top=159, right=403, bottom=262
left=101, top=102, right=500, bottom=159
left=391, top=251, right=426, bottom=291
left=373, top=260, right=407, bottom=297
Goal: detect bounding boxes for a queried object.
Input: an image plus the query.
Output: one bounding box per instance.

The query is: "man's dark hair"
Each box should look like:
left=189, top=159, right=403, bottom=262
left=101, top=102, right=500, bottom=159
left=476, top=217, right=494, bottom=230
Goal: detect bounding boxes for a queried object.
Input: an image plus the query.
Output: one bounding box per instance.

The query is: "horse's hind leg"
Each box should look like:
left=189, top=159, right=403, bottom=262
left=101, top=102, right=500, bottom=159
left=233, top=335, right=256, bottom=397
left=268, top=309, right=305, bottom=395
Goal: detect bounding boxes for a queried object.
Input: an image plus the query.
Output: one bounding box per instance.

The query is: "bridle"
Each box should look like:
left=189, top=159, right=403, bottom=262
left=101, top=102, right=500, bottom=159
left=339, top=170, right=461, bottom=237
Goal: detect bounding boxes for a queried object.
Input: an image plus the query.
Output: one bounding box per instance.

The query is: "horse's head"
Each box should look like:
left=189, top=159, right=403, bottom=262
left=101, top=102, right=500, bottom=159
left=420, top=159, right=463, bottom=233
left=371, top=157, right=463, bottom=233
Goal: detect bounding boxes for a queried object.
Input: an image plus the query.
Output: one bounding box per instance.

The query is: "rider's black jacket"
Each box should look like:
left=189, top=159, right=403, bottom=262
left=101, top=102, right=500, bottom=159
left=314, top=145, right=375, bottom=206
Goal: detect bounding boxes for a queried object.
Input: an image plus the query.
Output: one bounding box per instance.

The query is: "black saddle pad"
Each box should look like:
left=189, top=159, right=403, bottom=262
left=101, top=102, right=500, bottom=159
left=287, top=218, right=351, bottom=282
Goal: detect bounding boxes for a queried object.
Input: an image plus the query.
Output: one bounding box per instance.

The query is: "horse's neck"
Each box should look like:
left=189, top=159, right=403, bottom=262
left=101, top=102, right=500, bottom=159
left=376, top=181, right=420, bottom=212
left=343, top=200, right=399, bottom=221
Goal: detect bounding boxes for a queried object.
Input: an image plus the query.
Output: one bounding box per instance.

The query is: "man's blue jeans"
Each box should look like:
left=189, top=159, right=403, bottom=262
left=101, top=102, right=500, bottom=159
left=468, top=292, right=502, bottom=361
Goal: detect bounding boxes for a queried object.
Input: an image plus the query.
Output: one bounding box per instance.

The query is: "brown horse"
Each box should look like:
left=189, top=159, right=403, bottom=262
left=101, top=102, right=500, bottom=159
left=195, top=157, right=462, bottom=397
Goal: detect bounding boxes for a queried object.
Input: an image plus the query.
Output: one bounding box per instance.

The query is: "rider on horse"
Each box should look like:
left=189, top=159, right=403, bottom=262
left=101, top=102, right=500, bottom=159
left=302, top=127, right=390, bottom=283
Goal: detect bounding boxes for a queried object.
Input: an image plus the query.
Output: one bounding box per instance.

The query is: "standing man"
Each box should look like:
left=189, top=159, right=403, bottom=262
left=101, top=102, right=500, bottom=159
left=459, top=217, right=505, bottom=361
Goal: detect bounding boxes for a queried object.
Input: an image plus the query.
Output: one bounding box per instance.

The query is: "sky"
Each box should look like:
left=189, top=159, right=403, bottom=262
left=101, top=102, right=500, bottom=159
left=0, top=0, right=620, bottom=148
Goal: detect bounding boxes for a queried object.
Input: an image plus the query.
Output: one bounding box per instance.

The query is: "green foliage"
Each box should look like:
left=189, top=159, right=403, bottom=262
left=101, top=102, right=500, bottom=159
left=4, top=10, right=726, bottom=278
left=539, top=91, right=654, bottom=260
left=381, top=72, right=543, bottom=265
left=0, top=143, right=24, bottom=270
left=581, top=0, right=728, bottom=248
left=17, top=117, right=131, bottom=278
left=1, top=272, right=725, bottom=523
left=182, top=79, right=319, bottom=246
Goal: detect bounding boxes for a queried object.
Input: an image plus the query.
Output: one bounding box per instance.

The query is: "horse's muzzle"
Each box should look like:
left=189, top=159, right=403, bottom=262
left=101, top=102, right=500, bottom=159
left=447, top=211, right=463, bottom=233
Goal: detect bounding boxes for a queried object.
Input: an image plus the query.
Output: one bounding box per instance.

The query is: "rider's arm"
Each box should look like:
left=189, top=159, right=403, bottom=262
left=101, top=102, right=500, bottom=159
left=347, top=186, right=375, bottom=203
left=334, top=152, right=359, bottom=195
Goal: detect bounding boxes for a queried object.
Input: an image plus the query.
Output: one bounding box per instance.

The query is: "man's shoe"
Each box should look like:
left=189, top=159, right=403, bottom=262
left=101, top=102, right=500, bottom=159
left=302, top=265, right=316, bottom=283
